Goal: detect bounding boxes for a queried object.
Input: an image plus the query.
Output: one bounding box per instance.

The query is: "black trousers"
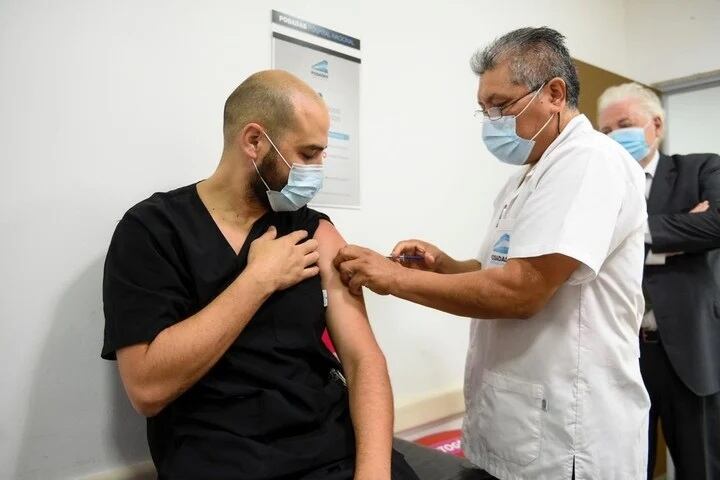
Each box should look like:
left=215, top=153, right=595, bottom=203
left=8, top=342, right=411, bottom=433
left=297, top=440, right=495, bottom=480
left=640, top=335, right=720, bottom=480
left=297, top=445, right=419, bottom=479
left=393, top=439, right=496, bottom=480
left=397, top=440, right=577, bottom=479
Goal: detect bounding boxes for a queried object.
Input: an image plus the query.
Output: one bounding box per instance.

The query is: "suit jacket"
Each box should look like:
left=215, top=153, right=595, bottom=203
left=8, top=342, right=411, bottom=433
left=645, top=152, right=720, bottom=396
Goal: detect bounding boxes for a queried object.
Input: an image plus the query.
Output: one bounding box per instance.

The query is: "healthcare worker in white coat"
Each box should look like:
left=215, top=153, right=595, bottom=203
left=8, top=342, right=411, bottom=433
left=333, top=27, right=651, bottom=480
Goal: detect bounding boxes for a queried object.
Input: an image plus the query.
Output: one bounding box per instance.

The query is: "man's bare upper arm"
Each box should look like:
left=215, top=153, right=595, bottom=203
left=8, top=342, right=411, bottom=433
left=314, top=220, right=383, bottom=364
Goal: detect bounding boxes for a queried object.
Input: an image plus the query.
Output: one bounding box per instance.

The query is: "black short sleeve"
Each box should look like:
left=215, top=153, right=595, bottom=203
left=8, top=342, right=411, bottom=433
left=101, top=213, right=192, bottom=360
left=291, top=207, right=331, bottom=237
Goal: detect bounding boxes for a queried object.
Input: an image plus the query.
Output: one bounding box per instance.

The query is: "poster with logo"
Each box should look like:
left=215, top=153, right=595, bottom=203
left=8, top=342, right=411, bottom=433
left=271, top=11, right=361, bottom=208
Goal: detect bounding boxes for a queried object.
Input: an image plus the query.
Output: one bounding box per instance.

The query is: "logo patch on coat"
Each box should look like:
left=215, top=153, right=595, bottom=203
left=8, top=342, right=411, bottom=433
left=490, top=233, right=510, bottom=264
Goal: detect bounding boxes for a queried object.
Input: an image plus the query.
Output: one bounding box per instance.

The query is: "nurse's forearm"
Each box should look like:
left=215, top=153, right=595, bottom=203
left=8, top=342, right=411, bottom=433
left=389, top=261, right=550, bottom=320
left=117, top=268, right=273, bottom=417
left=443, top=258, right=482, bottom=274
left=344, top=354, right=394, bottom=480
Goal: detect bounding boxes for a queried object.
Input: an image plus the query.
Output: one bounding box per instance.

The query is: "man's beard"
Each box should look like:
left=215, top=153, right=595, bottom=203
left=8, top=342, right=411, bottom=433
left=249, top=148, right=285, bottom=210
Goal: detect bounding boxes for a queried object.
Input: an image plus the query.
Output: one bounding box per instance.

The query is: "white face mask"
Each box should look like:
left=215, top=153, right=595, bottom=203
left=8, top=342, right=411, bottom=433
left=252, top=132, right=324, bottom=212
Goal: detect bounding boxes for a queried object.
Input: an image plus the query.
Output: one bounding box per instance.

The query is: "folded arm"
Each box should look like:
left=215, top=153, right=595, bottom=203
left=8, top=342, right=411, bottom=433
left=649, top=156, right=720, bottom=253
left=648, top=209, right=720, bottom=253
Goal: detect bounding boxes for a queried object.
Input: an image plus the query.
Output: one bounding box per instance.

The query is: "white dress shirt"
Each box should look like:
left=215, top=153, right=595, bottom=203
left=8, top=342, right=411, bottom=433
left=642, top=151, right=660, bottom=330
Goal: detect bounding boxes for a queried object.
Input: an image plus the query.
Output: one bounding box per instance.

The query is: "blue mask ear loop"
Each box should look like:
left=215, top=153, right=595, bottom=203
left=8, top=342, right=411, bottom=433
left=513, top=82, right=555, bottom=142
left=513, top=83, right=545, bottom=120
left=251, top=130, right=293, bottom=193
left=643, top=119, right=661, bottom=152
left=251, top=158, right=271, bottom=192
left=530, top=113, right=557, bottom=142
left=262, top=131, right=292, bottom=170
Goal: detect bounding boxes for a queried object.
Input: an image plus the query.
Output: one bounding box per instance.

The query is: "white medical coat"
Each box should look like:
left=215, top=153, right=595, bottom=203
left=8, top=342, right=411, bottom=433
left=463, top=115, right=651, bottom=480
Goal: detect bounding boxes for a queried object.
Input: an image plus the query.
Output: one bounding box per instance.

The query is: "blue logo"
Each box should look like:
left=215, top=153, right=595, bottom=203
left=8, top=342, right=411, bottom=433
left=493, top=234, right=510, bottom=255
left=311, top=60, right=329, bottom=78
left=490, top=233, right=510, bottom=265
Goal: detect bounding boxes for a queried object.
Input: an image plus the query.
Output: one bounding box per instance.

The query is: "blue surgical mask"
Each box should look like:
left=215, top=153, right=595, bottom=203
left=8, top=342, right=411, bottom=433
left=481, top=85, right=556, bottom=166
left=253, top=132, right=324, bottom=212
left=608, top=122, right=652, bottom=161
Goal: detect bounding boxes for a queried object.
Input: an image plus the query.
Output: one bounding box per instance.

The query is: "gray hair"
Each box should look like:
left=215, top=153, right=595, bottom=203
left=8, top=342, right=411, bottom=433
left=470, top=27, right=580, bottom=108
left=597, top=82, right=665, bottom=122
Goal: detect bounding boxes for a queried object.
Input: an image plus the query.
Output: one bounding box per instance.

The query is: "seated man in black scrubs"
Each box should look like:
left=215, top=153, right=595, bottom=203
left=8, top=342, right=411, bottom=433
left=101, top=70, right=420, bottom=480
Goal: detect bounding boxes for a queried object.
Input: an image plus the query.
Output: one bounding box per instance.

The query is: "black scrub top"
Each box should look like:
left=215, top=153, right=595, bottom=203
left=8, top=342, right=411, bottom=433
left=101, top=184, right=355, bottom=479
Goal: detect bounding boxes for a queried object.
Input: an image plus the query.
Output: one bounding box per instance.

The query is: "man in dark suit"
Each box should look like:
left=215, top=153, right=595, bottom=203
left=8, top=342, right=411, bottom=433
left=597, top=82, right=720, bottom=480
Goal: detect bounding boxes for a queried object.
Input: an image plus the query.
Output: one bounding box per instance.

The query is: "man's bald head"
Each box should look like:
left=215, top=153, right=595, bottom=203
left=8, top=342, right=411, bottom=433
left=222, top=70, right=323, bottom=147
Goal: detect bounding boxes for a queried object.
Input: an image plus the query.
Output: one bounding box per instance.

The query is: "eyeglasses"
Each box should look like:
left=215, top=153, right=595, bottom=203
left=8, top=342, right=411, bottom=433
left=474, top=84, right=545, bottom=121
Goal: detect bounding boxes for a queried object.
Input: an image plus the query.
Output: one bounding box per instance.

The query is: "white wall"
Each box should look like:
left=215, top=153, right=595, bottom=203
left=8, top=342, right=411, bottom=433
left=624, top=0, right=720, bottom=84
left=665, top=84, right=720, bottom=154
left=1, top=0, right=642, bottom=478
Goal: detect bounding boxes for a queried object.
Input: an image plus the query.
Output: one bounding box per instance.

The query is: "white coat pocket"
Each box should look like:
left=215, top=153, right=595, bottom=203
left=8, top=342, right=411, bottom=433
left=473, top=370, right=545, bottom=466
